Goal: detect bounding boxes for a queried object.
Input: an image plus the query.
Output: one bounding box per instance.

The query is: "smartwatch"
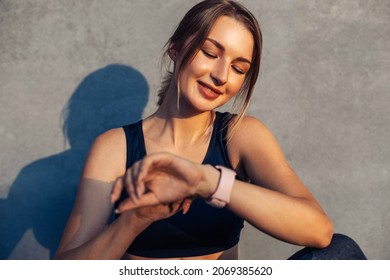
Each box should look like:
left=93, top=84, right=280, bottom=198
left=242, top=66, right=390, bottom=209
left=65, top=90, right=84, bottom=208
left=206, top=165, right=236, bottom=208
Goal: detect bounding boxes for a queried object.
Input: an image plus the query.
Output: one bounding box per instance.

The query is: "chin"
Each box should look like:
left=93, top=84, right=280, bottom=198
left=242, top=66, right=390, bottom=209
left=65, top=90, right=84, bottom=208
left=187, top=100, right=221, bottom=113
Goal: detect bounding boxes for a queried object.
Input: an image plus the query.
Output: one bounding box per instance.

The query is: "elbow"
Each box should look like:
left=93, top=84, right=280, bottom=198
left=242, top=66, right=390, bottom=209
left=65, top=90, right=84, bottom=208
left=53, top=248, right=76, bottom=260
left=52, top=254, right=62, bottom=260
left=53, top=251, right=66, bottom=260
left=312, top=218, right=334, bottom=249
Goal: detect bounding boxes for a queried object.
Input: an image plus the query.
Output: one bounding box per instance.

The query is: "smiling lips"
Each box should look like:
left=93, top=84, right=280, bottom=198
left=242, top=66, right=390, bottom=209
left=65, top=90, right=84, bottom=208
left=197, top=81, right=223, bottom=100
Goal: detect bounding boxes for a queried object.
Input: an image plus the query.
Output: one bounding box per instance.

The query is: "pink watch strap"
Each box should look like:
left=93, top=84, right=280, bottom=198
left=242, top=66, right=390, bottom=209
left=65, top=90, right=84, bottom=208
left=206, top=165, right=236, bottom=208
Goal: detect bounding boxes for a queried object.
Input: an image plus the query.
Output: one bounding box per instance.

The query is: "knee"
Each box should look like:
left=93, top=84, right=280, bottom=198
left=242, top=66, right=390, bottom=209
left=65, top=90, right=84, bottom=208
left=331, top=233, right=359, bottom=247
left=326, top=233, right=367, bottom=260
left=289, top=233, right=367, bottom=260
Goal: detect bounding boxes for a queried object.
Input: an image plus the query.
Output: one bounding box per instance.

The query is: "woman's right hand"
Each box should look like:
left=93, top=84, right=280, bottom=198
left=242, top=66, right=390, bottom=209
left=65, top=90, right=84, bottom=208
left=128, top=198, right=193, bottom=226
left=110, top=152, right=218, bottom=213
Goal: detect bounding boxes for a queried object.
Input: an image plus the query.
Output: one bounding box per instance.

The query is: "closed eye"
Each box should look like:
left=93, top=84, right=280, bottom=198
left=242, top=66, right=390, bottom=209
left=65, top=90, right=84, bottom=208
left=232, top=65, right=245, bottom=75
left=201, top=49, right=218, bottom=59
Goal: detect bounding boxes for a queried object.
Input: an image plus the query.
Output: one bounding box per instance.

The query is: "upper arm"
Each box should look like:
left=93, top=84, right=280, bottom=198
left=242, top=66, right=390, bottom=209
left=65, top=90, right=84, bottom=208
left=56, top=128, right=127, bottom=255
left=228, top=116, right=319, bottom=202
left=81, top=128, right=127, bottom=181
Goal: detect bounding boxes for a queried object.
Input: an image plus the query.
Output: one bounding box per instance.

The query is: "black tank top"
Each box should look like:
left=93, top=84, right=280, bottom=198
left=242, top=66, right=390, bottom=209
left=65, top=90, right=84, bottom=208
left=119, top=111, right=244, bottom=258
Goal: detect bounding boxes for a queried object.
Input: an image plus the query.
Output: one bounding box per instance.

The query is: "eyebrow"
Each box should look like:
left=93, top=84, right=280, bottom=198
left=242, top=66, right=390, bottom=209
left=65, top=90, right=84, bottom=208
left=206, top=38, right=252, bottom=65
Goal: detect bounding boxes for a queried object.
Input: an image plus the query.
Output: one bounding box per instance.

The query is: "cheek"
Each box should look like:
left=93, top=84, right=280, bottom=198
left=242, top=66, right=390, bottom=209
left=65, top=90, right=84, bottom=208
left=227, top=76, right=246, bottom=96
left=184, top=50, right=213, bottom=76
left=187, top=56, right=210, bottom=77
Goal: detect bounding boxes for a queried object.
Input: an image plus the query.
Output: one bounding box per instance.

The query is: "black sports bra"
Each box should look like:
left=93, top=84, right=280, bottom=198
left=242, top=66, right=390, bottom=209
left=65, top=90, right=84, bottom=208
left=118, top=111, right=244, bottom=258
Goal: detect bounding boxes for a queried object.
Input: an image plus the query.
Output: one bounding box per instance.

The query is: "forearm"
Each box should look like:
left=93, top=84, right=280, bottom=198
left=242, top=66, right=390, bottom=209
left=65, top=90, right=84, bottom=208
left=228, top=181, right=333, bottom=247
left=197, top=165, right=333, bottom=248
left=55, top=212, right=150, bottom=260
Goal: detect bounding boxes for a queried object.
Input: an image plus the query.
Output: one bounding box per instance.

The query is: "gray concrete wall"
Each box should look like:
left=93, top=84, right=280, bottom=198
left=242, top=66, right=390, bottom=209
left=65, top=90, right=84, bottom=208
left=0, top=0, right=389, bottom=259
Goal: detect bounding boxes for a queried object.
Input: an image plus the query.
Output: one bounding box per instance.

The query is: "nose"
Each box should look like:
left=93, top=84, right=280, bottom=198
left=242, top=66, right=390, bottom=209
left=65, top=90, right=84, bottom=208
left=210, top=61, right=228, bottom=86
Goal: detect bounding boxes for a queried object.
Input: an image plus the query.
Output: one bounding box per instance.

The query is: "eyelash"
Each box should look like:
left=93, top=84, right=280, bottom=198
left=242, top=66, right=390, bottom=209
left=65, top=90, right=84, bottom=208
left=201, top=49, right=245, bottom=75
left=201, top=49, right=217, bottom=59
left=232, top=66, right=245, bottom=75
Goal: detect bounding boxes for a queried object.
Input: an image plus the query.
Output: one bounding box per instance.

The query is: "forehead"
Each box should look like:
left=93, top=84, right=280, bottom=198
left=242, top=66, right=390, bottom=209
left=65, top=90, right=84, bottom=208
left=206, top=16, right=254, bottom=61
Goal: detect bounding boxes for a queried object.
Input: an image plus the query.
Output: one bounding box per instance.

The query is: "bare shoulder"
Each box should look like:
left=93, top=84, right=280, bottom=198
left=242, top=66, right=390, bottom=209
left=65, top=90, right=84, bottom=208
left=227, top=114, right=287, bottom=180
left=229, top=115, right=276, bottom=149
left=82, top=127, right=127, bottom=181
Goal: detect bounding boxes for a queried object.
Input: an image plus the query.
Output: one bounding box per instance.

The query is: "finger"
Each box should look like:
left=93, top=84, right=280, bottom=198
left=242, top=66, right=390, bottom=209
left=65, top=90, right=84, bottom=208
left=144, top=152, right=200, bottom=194
left=133, top=161, right=145, bottom=199
left=126, top=166, right=138, bottom=204
left=110, top=176, right=124, bottom=203
left=115, top=192, right=160, bottom=214
left=182, top=198, right=193, bottom=215
left=170, top=200, right=184, bottom=213
left=135, top=159, right=148, bottom=197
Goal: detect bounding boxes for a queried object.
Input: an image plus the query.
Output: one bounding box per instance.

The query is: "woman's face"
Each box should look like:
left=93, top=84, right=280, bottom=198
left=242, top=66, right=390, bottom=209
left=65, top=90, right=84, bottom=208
left=176, top=16, right=254, bottom=113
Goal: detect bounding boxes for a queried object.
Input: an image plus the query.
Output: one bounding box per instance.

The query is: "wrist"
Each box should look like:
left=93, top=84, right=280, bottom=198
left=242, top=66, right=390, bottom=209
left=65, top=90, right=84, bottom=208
left=118, top=211, right=152, bottom=234
left=196, top=164, right=220, bottom=199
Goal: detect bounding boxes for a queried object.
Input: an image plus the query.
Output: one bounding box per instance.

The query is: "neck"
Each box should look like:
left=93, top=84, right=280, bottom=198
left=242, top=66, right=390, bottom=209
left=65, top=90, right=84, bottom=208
left=151, top=109, right=215, bottom=146
left=148, top=87, right=215, bottom=146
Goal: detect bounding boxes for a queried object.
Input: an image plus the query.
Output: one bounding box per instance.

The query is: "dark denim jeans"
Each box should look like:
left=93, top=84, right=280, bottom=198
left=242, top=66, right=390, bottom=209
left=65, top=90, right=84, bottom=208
left=288, top=234, right=367, bottom=260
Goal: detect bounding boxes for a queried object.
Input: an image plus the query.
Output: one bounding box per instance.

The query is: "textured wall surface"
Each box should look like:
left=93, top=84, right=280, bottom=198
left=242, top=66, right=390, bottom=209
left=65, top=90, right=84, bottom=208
left=1, top=0, right=389, bottom=259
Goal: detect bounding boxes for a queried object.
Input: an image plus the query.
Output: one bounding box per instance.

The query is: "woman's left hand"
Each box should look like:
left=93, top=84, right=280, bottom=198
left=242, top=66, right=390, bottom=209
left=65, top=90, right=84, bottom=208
left=111, top=152, right=216, bottom=213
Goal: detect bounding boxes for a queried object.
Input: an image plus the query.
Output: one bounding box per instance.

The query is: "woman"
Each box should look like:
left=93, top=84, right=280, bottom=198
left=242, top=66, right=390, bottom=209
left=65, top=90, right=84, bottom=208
left=55, top=0, right=366, bottom=260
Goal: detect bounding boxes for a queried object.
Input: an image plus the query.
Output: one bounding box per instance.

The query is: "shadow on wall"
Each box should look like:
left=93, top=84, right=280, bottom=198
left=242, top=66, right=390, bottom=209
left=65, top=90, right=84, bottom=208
left=0, top=64, right=149, bottom=259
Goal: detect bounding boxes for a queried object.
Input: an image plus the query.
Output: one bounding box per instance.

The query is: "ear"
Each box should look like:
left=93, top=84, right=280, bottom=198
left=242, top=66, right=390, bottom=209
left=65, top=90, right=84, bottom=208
left=168, top=44, right=178, bottom=61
